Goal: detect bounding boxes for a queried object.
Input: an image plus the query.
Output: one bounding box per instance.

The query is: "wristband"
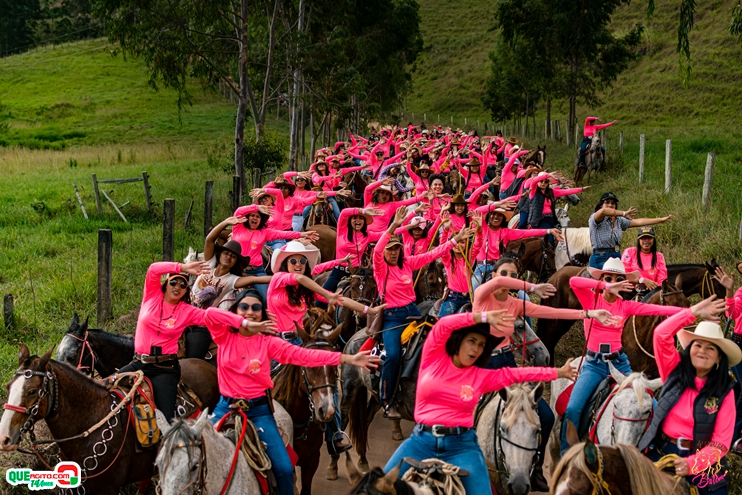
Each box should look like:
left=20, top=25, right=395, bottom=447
left=242, top=319, right=249, bottom=328
left=363, top=305, right=369, bottom=314
left=586, top=310, right=591, bottom=319
left=530, top=284, right=536, bottom=293
left=546, top=229, right=551, bottom=235
left=481, top=312, right=487, bottom=323
left=450, top=238, right=458, bottom=247
left=621, top=211, right=626, bottom=217
left=638, top=277, right=645, bottom=284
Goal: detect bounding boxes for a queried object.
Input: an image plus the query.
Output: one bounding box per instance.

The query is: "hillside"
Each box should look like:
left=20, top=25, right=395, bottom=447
left=408, top=0, right=742, bottom=127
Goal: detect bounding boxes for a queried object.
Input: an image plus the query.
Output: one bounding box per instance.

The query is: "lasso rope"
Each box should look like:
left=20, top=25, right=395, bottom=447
left=631, top=315, right=655, bottom=358
left=234, top=414, right=272, bottom=473
left=401, top=458, right=466, bottom=495
left=654, top=454, right=699, bottom=495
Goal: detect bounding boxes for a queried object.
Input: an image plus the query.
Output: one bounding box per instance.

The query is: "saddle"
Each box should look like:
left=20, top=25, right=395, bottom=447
left=555, top=375, right=616, bottom=441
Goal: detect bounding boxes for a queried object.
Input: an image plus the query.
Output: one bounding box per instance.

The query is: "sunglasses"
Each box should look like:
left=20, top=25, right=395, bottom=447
left=499, top=270, right=518, bottom=279
left=238, top=302, right=263, bottom=312
left=168, top=279, right=188, bottom=289
left=603, top=275, right=626, bottom=283
left=289, top=258, right=308, bottom=266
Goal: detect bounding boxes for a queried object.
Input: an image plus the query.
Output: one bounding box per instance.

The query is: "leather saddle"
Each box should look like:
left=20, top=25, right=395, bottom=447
left=555, top=375, right=615, bottom=440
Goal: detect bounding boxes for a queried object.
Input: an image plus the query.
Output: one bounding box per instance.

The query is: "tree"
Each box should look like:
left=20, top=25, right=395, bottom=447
left=0, top=0, right=41, bottom=56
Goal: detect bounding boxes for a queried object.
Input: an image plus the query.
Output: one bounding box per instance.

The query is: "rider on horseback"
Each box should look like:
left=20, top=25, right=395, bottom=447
left=577, top=116, right=617, bottom=168
left=620, top=227, right=668, bottom=292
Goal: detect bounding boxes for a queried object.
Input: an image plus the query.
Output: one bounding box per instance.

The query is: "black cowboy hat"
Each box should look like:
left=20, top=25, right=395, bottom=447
left=214, top=240, right=250, bottom=275
left=594, top=192, right=619, bottom=212
left=275, top=181, right=296, bottom=195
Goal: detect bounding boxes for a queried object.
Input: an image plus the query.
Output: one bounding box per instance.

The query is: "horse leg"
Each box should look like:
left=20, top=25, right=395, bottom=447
left=357, top=400, right=381, bottom=472
left=299, top=439, right=322, bottom=495
left=325, top=454, right=339, bottom=481
left=391, top=419, right=403, bottom=441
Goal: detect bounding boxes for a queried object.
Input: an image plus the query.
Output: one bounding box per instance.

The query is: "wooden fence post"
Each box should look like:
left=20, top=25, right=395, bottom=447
left=664, top=140, right=672, bottom=193
left=619, top=131, right=624, bottom=155
left=142, top=172, right=152, bottom=213
left=232, top=175, right=241, bottom=213
left=702, top=152, right=715, bottom=208
left=4, top=294, right=13, bottom=332
left=556, top=121, right=561, bottom=140
left=639, top=134, right=645, bottom=184
left=91, top=174, right=102, bottom=214
left=739, top=216, right=742, bottom=241
left=550, top=120, right=554, bottom=140
left=574, top=123, right=580, bottom=147
left=424, top=113, right=426, bottom=121
left=73, top=183, right=88, bottom=219
left=163, top=199, right=175, bottom=261
left=184, top=199, right=195, bottom=230
left=97, top=229, right=113, bottom=324
left=204, top=180, right=214, bottom=238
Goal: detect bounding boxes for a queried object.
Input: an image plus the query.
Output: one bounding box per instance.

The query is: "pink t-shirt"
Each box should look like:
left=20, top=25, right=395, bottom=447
left=620, top=247, right=668, bottom=284
left=440, top=229, right=472, bottom=294
left=267, top=272, right=310, bottom=333
left=653, top=309, right=736, bottom=475
left=373, top=232, right=454, bottom=308
left=414, top=313, right=558, bottom=427
left=205, top=308, right=340, bottom=399
left=470, top=221, right=548, bottom=262
left=336, top=208, right=384, bottom=267
left=232, top=205, right=302, bottom=265
left=583, top=117, right=614, bottom=137
left=134, top=262, right=207, bottom=355
left=727, top=286, right=742, bottom=335
left=569, top=277, right=681, bottom=352
left=363, top=181, right=422, bottom=233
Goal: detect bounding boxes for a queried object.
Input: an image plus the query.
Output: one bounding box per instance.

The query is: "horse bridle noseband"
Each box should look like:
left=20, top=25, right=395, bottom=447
left=493, top=397, right=540, bottom=482
left=68, top=331, right=98, bottom=376
left=300, top=340, right=339, bottom=404
left=156, top=438, right=207, bottom=495
left=3, top=367, right=59, bottom=440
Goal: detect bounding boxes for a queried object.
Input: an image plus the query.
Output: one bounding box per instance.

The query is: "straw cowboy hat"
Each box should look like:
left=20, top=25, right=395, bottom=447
left=467, top=156, right=481, bottom=166
left=274, top=181, right=296, bottom=195
left=486, top=208, right=515, bottom=223
left=417, top=163, right=431, bottom=171
left=587, top=257, right=639, bottom=279
left=349, top=209, right=375, bottom=226
left=271, top=241, right=320, bottom=274
left=254, top=190, right=277, bottom=203
left=450, top=194, right=468, bottom=205
left=678, top=321, right=742, bottom=366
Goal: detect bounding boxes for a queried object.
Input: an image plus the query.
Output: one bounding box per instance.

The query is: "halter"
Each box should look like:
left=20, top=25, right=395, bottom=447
left=67, top=331, right=98, bottom=376
left=297, top=338, right=339, bottom=438
left=156, top=438, right=207, bottom=495
left=493, top=396, right=540, bottom=485
left=3, top=367, right=59, bottom=438
left=587, top=445, right=613, bottom=495
left=536, top=237, right=556, bottom=282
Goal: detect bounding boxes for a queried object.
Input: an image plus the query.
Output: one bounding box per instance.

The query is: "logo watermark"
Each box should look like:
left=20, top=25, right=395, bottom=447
left=5, top=461, right=81, bottom=491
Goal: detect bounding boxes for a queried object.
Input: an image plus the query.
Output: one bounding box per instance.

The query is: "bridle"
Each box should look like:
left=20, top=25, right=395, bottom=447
left=3, top=366, right=59, bottom=439
left=536, top=237, right=556, bottom=282
left=589, top=383, right=654, bottom=445
left=293, top=338, right=339, bottom=441
left=493, top=396, right=540, bottom=485
left=156, top=437, right=207, bottom=495
left=67, top=331, right=98, bottom=377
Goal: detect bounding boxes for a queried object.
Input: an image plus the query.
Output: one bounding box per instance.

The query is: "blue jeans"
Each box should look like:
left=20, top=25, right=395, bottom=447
left=484, top=351, right=553, bottom=469
left=384, top=427, right=492, bottom=495
left=588, top=250, right=620, bottom=269
left=518, top=208, right=529, bottom=229
left=499, top=191, right=509, bottom=200
left=243, top=266, right=268, bottom=302
left=265, top=239, right=287, bottom=251
left=292, top=214, right=304, bottom=232
left=380, top=303, right=421, bottom=405
left=560, top=352, right=632, bottom=455
left=210, top=399, right=294, bottom=495
left=535, top=216, right=557, bottom=246
left=646, top=440, right=728, bottom=495
left=472, top=261, right=496, bottom=292
left=302, top=198, right=340, bottom=223
left=322, top=267, right=348, bottom=295
left=439, top=291, right=469, bottom=317
left=578, top=137, right=591, bottom=165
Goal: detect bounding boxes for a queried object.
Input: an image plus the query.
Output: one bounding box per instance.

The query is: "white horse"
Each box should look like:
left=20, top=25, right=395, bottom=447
left=584, top=135, right=604, bottom=183
left=555, top=227, right=592, bottom=271
left=155, top=404, right=294, bottom=495
left=476, top=383, right=543, bottom=495
left=549, top=359, right=661, bottom=464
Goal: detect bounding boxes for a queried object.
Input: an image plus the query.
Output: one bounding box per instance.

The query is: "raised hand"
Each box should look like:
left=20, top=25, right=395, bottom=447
left=552, top=229, right=565, bottom=243
left=623, top=206, right=638, bottom=219
left=362, top=207, right=384, bottom=216
left=257, top=205, right=273, bottom=216
left=605, top=280, right=634, bottom=296
left=485, top=309, right=516, bottom=332
left=558, top=358, right=577, bottom=380
left=243, top=319, right=276, bottom=336
left=392, top=206, right=408, bottom=226
left=691, top=295, right=728, bottom=322
left=532, top=283, right=557, bottom=299
left=249, top=188, right=265, bottom=199
left=381, top=177, right=395, bottom=186
left=225, top=216, right=247, bottom=225
left=301, top=231, right=320, bottom=242
left=454, top=227, right=476, bottom=243
left=713, top=266, right=734, bottom=290
left=182, top=261, right=211, bottom=276
left=591, top=310, right=620, bottom=326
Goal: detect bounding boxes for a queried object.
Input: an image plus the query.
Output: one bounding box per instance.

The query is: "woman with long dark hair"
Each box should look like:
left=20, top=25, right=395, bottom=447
left=620, top=226, right=668, bottom=290
left=639, top=296, right=739, bottom=495
left=383, top=311, right=576, bottom=495
left=527, top=172, right=587, bottom=245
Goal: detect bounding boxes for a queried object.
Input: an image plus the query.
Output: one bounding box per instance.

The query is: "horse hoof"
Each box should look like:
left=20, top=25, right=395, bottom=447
left=358, top=462, right=370, bottom=473
left=392, top=430, right=404, bottom=441
left=325, top=468, right=338, bottom=481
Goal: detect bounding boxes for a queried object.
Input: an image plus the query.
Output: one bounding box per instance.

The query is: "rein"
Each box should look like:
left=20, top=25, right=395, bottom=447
left=158, top=439, right=207, bottom=495
left=631, top=287, right=683, bottom=359
left=67, top=331, right=97, bottom=376
left=588, top=446, right=613, bottom=495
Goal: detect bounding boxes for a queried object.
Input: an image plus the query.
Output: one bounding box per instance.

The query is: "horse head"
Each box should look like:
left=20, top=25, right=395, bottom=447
left=496, top=383, right=543, bottom=495
left=155, top=409, right=209, bottom=495
left=556, top=203, right=571, bottom=228
left=537, top=145, right=546, bottom=167
left=704, top=258, right=727, bottom=299
left=601, top=363, right=662, bottom=446
left=0, top=344, right=56, bottom=450
left=56, top=313, right=90, bottom=372
left=510, top=320, right=550, bottom=366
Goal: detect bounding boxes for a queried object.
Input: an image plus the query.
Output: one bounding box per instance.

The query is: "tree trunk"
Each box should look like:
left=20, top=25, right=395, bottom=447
left=546, top=97, right=551, bottom=138
left=233, top=0, right=251, bottom=194
left=256, top=0, right=279, bottom=141
left=524, top=94, right=530, bottom=137
left=288, top=0, right=304, bottom=171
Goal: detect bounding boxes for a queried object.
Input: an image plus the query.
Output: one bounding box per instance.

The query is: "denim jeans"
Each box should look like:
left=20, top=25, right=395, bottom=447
left=302, top=198, right=340, bottom=223
left=535, top=216, right=557, bottom=247
left=471, top=261, right=496, bottom=292
left=243, top=266, right=268, bottom=302
left=518, top=208, right=529, bottom=229
left=292, top=214, right=305, bottom=232
left=265, top=239, right=287, bottom=251
left=560, top=352, right=632, bottom=455
left=484, top=350, right=553, bottom=469
left=588, top=250, right=620, bottom=269
left=438, top=291, right=470, bottom=317
left=210, top=399, right=294, bottom=495
left=322, top=267, right=348, bottom=295
left=578, top=137, right=591, bottom=165
left=646, top=440, right=728, bottom=495
left=380, top=303, right=421, bottom=405
left=384, top=427, right=492, bottom=495
left=499, top=191, right=509, bottom=200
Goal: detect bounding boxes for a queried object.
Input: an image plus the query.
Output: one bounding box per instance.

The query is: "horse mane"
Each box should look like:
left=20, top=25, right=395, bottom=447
left=563, top=228, right=592, bottom=254
left=271, top=363, right=300, bottom=405
left=350, top=467, right=417, bottom=495
left=502, top=384, right=539, bottom=430
left=640, top=286, right=662, bottom=303
left=51, top=360, right=109, bottom=393
left=666, top=263, right=706, bottom=270
left=614, top=444, right=690, bottom=495
left=156, top=418, right=198, bottom=474
left=86, top=328, right=135, bottom=345
left=615, top=373, right=648, bottom=409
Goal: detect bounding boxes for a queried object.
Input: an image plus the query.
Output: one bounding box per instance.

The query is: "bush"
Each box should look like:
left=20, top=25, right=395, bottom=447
left=225, top=131, right=287, bottom=178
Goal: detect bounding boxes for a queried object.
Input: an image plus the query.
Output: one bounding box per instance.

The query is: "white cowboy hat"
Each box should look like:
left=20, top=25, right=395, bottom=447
left=531, top=172, right=556, bottom=184
left=377, top=185, right=395, bottom=194
left=270, top=241, right=321, bottom=274
left=587, top=258, right=639, bottom=279
left=678, top=321, right=742, bottom=366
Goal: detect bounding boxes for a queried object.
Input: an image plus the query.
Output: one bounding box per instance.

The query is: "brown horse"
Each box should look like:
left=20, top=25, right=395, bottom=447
left=335, top=265, right=378, bottom=345
left=312, top=224, right=337, bottom=264
left=666, top=259, right=727, bottom=300
left=502, top=237, right=557, bottom=283
left=306, top=198, right=337, bottom=229
left=342, top=170, right=369, bottom=208
left=414, top=260, right=447, bottom=303
left=272, top=308, right=343, bottom=495
left=552, top=421, right=693, bottom=495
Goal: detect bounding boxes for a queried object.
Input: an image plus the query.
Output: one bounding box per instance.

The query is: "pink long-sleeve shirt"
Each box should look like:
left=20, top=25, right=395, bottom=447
left=727, top=286, right=742, bottom=335
left=266, top=273, right=312, bottom=333
left=233, top=206, right=301, bottom=264
left=406, top=161, right=429, bottom=194
left=440, top=229, right=473, bottom=294
left=653, top=309, right=736, bottom=475
left=373, top=232, right=455, bottom=308
left=134, top=262, right=207, bottom=355
left=500, top=150, right=530, bottom=193
left=583, top=117, right=615, bottom=137
left=473, top=276, right=584, bottom=349
left=204, top=308, right=340, bottom=399
left=364, top=181, right=422, bottom=233
left=471, top=220, right=548, bottom=262
left=528, top=187, right=584, bottom=216
left=336, top=208, right=384, bottom=267
left=569, top=277, right=681, bottom=352
left=620, top=247, right=668, bottom=284
left=394, top=215, right=442, bottom=257
left=415, top=313, right=558, bottom=427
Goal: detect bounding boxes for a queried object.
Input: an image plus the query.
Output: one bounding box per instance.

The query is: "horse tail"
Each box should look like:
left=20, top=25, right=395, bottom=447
left=346, top=380, right=369, bottom=455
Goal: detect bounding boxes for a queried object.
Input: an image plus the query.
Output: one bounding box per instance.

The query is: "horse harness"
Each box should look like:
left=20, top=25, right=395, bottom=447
left=155, top=437, right=207, bottom=495
left=585, top=445, right=613, bottom=495
left=294, top=339, right=339, bottom=441
left=588, top=384, right=654, bottom=445
left=67, top=330, right=98, bottom=376
left=3, top=367, right=59, bottom=442
left=492, top=395, right=540, bottom=484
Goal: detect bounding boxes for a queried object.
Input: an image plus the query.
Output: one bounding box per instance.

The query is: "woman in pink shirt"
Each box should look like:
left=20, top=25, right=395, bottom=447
left=438, top=220, right=478, bottom=316
left=383, top=311, right=576, bottom=495
left=374, top=207, right=473, bottom=420
left=394, top=207, right=442, bottom=257
left=620, top=226, right=668, bottom=290
left=455, top=154, right=486, bottom=194
left=526, top=172, right=588, bottom=245
left=116, top=261, right=211, bottom=421
left=363, top=178, right=423, bottom=233
left=204, top=289, right=379, bottom=495
left=499, top=147, right=530, bottom=199
left=406, top=160, right=432, bottom=195
left=578, top=116, right=617, bottom=167
left=638, top=296, right=739, bottom=495
left=561, top=258, right=686, bottom=455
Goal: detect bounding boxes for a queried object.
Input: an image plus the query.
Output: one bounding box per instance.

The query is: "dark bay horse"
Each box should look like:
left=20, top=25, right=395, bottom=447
left=503, top=237, right=557, bottom=283
left=312, top=224, right=337, bottom=264
left=414, top=259, right=447, bottom=303
left=271, top=308, right=344, bottom=495
left=335, top=265, right=378, bottom=345
left=666, top=259, right=727, bottom=300
left=0, top=345, right=155, bottom=495
left=341, top=170, right=369, bottom=208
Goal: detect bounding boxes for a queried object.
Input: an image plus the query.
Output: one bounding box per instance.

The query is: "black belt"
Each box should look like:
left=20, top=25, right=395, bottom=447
left=418, top=424, right=471, bottom=437
left=227, top=396, right=269, bottom=410
left=134, top=353, right=179, bottom=365
left=586, top=349, right=621, bottom=361
left=659, top=432, right=692, bottom=451
left=277, top=331, right=299, bottom=341
left=594, top=247, right=619, bottom=253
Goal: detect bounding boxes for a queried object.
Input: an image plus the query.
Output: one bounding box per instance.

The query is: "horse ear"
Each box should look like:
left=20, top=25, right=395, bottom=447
left=193, top=407, right=211, bottom=434
left=608, top=361, right=626, bottom=386
left=498, top=387, right=510, bottom=404
left=328, top=323, right=343, bottom=345
left=345, top=452, right=362, bottom=486
left=70, top=313, right=80, bottom=331
left=38, top=345, right=55, bottom=369
left=646, top=378, right=663, bottom=392
left=156, top=409, right=172, bottom=437
left=81, top=316, right=89, bottom=333
left=376, top=463, right=400, bottom=492
left=530, top=382, right=544, bottom=404
left=565, top=420, right=580, bottom=447
left=583, top=441, right=600, bottom=470
left=518, top=242, right=526, bottom=258
left=18, top=344, right=30, bottom=366
left=294, top=320, right=312, bottom=344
